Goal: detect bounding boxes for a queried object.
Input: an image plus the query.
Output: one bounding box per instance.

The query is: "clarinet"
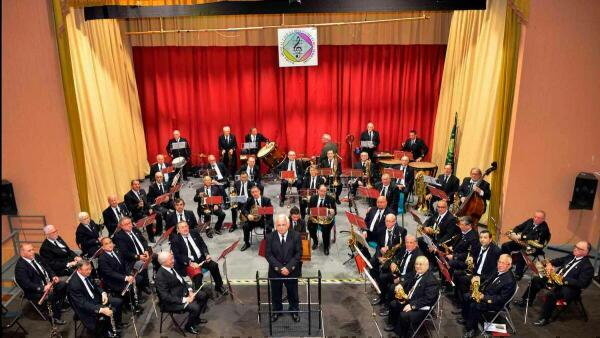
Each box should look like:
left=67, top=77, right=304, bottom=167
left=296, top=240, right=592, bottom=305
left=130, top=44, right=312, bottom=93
left=132, top=280, right=140, bottom=308
left=103, top=297, right=118, bottom=336
left=41, top=281, right=62, bottom=338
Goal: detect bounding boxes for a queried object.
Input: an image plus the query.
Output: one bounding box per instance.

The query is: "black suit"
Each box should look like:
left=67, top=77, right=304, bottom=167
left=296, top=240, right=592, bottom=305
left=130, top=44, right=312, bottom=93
left=230, top=180, right=256, bottom=228
left=218, top=134, right=238, bottom=174
left=171, top=229, right=223, bottom=290
left=194, top=185, right=226, bottom=232
left=165, top=210, right=198, bottom=231
left=289, top=218, right=307, bottom=233
left=363, top=207, right=392, bottom=244
left=39, top=237, right=79, bottom=277
left=243, top=133, right=268, bottom=155
left=501, top=218, right=551, bottom=276
left=241, top=196, right=274, bottom=245
left=360, top=130, right=381, bottom=158
left=238, top=163, right=262, bottom=184
left=448, top=229, right=480, bottom=265
left=97, top=249, right=143, bottom=309
left=522, top=255, right=594, bottom=320
left=166, top=137, right=191, bottom=180
left=148, top=181, right=173, bottom=236
left=370, top=225, right=406, bottom=287
left=15, top=255, right=66, bottom=319
left=374, top=183, right=400, bottom=213
left=277, top=159, right=304, bottom=202
left=124, top=189, right=156, bottom=241
left=427, top=173, right=460, bottom=210
left=205, top=161, right=229, bottom=185
left=112, top=229, right=150, bottom=289
left=418, top=211, right=458, bottom=266
left=389, top=271, right=439, bottom=338
left=150, top=162, right=173, bottom=185
left=319, top=158, right=343, bottom=201
left=102, top=203, right=130, bottom=236
left=266, top=230, right=302, bottom=312
left=401, top=137, right=428, bottom=160
left=76, top=221, right=102, bottom=258
left=307, top=194, right=337, bottom=251
left=350, top=161, right=375, bottom=196
left=395, top=165, right=414, bottom=199
left=300, top=175, right=326, bottom=219
left=381, top=247, right=423, bottom=305
left=453, top=244, right=501, bottom=305
left=458, top=178, right=492, bottom=212
left=462, top=271, right=516, bottom=331
left=67, top=272, right=123, bottom=334
left=155, top=266, right=208, bottom=328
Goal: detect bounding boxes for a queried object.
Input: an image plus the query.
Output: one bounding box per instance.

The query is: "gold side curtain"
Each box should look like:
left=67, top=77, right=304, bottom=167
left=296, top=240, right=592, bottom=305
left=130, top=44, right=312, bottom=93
left=64, top=7, right=149, bottom=221
left=127, top=11, right=451, bottom=46
left=430, top=0, right=507, bottom=228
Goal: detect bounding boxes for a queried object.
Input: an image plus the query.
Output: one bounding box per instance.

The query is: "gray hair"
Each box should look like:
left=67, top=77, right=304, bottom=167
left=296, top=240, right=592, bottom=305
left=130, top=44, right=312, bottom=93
left=157, top=251, right=171, bottom=265
left=43, top=224, right=55, bottom=235
left=78, top=212, right=89, bottom=221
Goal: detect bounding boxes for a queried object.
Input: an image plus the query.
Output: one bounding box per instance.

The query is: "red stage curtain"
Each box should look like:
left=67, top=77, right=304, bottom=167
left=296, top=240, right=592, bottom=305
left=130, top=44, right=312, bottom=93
left=132, top=45, right=446, bottom=166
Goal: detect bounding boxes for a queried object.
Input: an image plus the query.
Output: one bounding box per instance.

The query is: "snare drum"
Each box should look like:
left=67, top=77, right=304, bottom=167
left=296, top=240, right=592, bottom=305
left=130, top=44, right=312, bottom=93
left=172, top=156, right=187, bottom=168
left=256, top=142, right=286, bottom=168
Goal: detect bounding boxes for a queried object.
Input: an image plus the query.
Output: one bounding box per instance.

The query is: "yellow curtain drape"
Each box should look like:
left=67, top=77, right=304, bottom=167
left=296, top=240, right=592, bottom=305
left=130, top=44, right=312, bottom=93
left=430, top=0, right=507, bottom=228
left=63, top=7, right=149, bottom=221
left=127, top=11, right=451, bottom=46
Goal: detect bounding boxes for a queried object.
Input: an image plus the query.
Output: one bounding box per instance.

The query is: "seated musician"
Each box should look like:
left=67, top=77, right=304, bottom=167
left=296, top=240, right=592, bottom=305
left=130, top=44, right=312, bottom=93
left=385, top=256, right=439, bottom=337
left=166, top=198, right=198, bottom=232
left=319, top=149, right=342, bottom=204
left=230, top=172, right=255, bottom=233
left=458, top=167, right=491, bottom=213
left=452, top=230, right=500, bottom=306
left=458, top=254, right=516, bottom=338
left=417, top=200, right=458, bottom=266
left=148, top=171, right=175, bottom=236
left=68, top=260, right=126, bottom=337
left=320, top=133, right=338, bottom=160
left=240, top=185, right=274, bottom=251
left=155, top=251, right=210, bottom=335
left=300, top=165, right=326, bottom=219
left=218, top=126, right=237, bottom=176
left=242, top=127, right=268, bottom=156
left=102, top=195, right=131, bottom=236
left=97, top=237, right=143, bottom=314
left=307, top=184, right=337, bottom=255
left=359, top=122, right=380, bottom=159
left=378, top=235, right=422, bottom=315
left=193, top=176, right=227, bottom=237
left=425, top=164, right=460, bottom=210
left=238, top=155, right=262, bottom=185
left=362, top=196, right=393, bottom=258
left=289, top=206, right=307, bottom=233
left=370, top=214, right=406, bottom=305
left=375, top=173, right=400, bottom=212
left=444, top=216, right=480, bottom=272
left=349, top=152, right=374, bottom=198
left=278, top=150, right=304, bottom=207
left=171, top=221, right=229, bottom=295
left=112, top=217, right=152, bottom=295
left=76, top=211, right=103, bottom=258
left=501, top=210, right=551, bottom=280
left=124, top=179, right=156, bottom=243
left=395, top=156, right=414, bottom=202
left=401, top=130, right=428, bottom=162
left=206, top=154, right=229, bottom=187
left=514, top=241, right=594, bottom=327
left=40, top=224, right=82, bottom=278
left=166, top=130, right=191, bottom=181
left=149, top=154, right=172, bottom=185
left=15, top=243, right=67, bottom=325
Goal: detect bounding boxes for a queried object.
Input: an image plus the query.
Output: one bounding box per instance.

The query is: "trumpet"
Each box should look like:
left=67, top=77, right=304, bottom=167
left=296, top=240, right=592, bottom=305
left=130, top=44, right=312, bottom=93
left=505, top=230, right=544, bottom=255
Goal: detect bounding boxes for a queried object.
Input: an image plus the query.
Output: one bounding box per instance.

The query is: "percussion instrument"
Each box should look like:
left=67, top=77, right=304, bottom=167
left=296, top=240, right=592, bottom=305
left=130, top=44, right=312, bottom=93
left=408, top=161, right=438, bottom=177
left=378, top=158, right=403, bottom=174
left=257, top=142, right=286, bottom=168
left=172, top=156, right=187, bottom=168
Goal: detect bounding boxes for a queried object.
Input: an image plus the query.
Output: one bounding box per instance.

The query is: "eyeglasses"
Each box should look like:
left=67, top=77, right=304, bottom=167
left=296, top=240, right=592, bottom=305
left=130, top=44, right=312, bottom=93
left=574, top=246, right=587, bottom=251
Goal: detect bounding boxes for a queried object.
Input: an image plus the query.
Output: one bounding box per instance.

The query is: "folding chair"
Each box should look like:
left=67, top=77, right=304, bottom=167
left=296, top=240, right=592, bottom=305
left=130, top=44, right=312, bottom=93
left=13, top=277, right=48, bottom=321
left=551, top=293, right=588, bottom=322
left=479, top=285, right=519, bottom=335
left=156, top=288, right=190, bottom=337
left=2, top=304, right=27, bottom=334
left=411, top=291, right=442, bottom=338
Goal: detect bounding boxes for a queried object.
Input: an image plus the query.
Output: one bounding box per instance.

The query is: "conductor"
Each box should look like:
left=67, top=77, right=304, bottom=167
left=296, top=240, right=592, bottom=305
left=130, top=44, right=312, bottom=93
left=266, top=214, right=303, bottom=323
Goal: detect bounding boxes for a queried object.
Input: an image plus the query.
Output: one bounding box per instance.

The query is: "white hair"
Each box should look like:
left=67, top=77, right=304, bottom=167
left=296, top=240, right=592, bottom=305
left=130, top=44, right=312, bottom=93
left=43, top=224, right=55, bottom=235
left=322, top=134, right=331, bottom=141
left=275, top=214, right=289, bottom=225
left=157, top=251, right=171, bottom=265
left=385, top=213, right=397, bottom=222
left=78, top=212, right=89, bottom=221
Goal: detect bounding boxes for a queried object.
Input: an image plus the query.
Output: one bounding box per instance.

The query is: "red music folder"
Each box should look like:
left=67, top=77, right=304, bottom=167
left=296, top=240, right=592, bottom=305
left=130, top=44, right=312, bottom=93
left=342, top=169, right=364, bottom=178
left=409, top=209, right=424, bottom=225
left=154, top=193, right=170, bottom=205
left=435, top=257, right=454, bottom=286
left=258, top=206, right=274, bottom=215
left=310, top=207, right=328, bottom=217
left=345, top=211, right=367, bottom=230
left=428, top=185, right=449, bottom=201
left=217, top=240, right=240, bottom=261
left=383, top=168, right=405, bottom=180
left=155, top=226, right=175, bottom=247
left=135, top=213, right=157, bottom=228
left=169, top=183, right=182, bottom=194
left=280, top=170, right=296, bottom=180
left=205, top=196, right=223, bottom=205
left=318, top=168, right=333, bottom=176
left=358, top=186, right=380, bottom=199
left=161, top=166, right=174, bottom=174
left=393, top=150, right=414, bottom=160
left=298, top=189, right=318, bottom=198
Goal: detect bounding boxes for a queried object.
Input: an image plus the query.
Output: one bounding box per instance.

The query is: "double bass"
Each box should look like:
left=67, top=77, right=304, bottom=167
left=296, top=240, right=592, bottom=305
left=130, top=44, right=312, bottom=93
left=455, top=162, right=497, bottom=225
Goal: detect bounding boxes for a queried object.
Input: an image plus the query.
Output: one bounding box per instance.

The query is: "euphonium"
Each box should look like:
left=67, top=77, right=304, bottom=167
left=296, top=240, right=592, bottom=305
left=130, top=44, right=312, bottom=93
left=394, top=284, right=409, bottom=303
left=309, top=209, right=335, bottom=225
left=470, top=276, right=483, bottom=303
left=414, top=172, right=428, bottom=212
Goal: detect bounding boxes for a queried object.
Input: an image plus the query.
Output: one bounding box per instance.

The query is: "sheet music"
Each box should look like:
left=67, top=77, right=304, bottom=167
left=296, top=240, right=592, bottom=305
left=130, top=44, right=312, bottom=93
left=230, top=195, right=248, bottom=203
left=360, top=140, right=374, bottom=148
left=243, top=142, right=257, bottom=150
left=423, top=175, right=441, bottom=186
left=171, top=141, right=186, bottom=150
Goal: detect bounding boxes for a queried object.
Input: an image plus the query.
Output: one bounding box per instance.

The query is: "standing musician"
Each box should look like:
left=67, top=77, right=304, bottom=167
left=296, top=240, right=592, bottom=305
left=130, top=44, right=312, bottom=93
left=206, top=154, right=229, bottom=187
left=243, top=127, right=269, bottom=156
left=401, top=130, right=428, bottom=162
left=277, top=150, right=305, bottom=207
left=395, top=156, right=414, bottom=202
left=166, top=130, right=191, bottom=181
left=171, top=221, right=229, bottom=295
left=97, top=237, right=143, bottom=314
left=165, top=198, right=198, bottom=232
left=501, top=210, right=551, bottom=280
left=458, top=254, right=516, bottom=338
left=349, top=152, right=374, bottom=197
left=238, top=156, right=262, bottom=185
left=320, top=133, right=338, bottom=160
left=124, top=179, right=156, bottom=243
left=378, top=235, right=422, bottom=315
left=40, top=224, right=82, bottom=277
left=319, top=149, right=342, bottom=204
left=452, top=230, right=500, bottom=306
left=417, top=200, right=459, bottom=266
left=240, top=185, right=275, bottom=252
left=148, top=172, right=174, bottom=237
left=362, top=196, right=393, bottom=250
left=266, top=214, right=303, bottom=323
left=514, top=241, right=594, bottom=327
left=307, top=184, right=337, bottom=255
left=426, top=164, right=460, bottom=209
left=68, top=260, right=126, bottom=337
left=385, top=256, right=439, bottom=337
left=194, top=176, right=227, bottom=237
left=15, top=243, right=67, bottom=325
left=149, top=154, right=172, bottom=185
left=370, top=214, right=406, bottom=304
left=230, top=172, right=256, bottom=233
left=359, top=122, right=380, bottom=159
left=458, top=167, right=492, bottom=213
left=218, top=126, right=237, bottom=176
left=375, top=173, right=400, bottom=213
left=300, top=165, right=326, bottom=220
left=102, top=195, right=131, bottom=237
left=112, top=217, right=152, bottom=295
left=76, top=211, right=103, bottom=258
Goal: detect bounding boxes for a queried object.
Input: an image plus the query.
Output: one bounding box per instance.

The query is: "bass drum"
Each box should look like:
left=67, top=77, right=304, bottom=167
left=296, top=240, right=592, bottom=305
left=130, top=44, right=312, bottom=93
left=257, top=142, right=286, bottom=168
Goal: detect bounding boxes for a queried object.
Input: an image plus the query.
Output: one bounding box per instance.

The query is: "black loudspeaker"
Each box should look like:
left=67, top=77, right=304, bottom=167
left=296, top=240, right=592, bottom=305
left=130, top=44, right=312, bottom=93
left=569, top=172, right=597, bottom=210
left=1, top=180, right=18, bottom=215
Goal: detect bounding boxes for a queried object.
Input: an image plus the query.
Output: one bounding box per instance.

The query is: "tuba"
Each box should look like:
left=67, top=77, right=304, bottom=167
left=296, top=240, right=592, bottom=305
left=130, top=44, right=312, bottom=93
left=414, top=171, right=428, bottom=212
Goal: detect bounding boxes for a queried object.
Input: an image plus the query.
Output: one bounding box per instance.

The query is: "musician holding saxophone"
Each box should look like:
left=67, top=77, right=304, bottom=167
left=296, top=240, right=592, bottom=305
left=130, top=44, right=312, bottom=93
left=417, top=200, right=459, bottom=266
left=514, top=241, right=594, bottom=327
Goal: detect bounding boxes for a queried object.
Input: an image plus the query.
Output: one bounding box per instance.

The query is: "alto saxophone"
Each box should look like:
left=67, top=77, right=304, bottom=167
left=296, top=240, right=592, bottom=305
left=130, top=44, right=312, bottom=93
left=380, top=243, right=403, bottom=270
left=470, top=276, right=483, bottom=303
left=536, top=260, right=564, bottom=286
left=394, top=284, right=409, bottom=303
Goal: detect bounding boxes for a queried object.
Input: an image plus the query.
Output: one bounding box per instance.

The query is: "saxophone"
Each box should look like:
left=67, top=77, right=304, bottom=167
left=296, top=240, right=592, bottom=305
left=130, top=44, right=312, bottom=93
left=414, top=172, right=428, bottom=212
left=394, top=284, right=409, bottom=303
left=451, top=193, right=461, bottom=214
left=535, top=259, right=564, bottom=286
left=470, top=276, right=483, bottom=303
left=465, top=249, right=474, bottom=275
left=380, top=243, right=403, bottom=270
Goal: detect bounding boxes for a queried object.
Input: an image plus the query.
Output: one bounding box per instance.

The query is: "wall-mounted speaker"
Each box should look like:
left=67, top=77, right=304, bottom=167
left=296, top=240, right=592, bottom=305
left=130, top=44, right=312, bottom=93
left=1, top=180, right=18, bottom=215
left=569, top=172, right=597, bottom=210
